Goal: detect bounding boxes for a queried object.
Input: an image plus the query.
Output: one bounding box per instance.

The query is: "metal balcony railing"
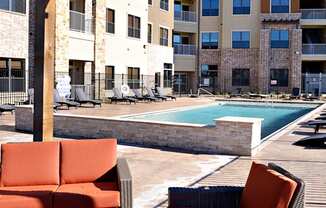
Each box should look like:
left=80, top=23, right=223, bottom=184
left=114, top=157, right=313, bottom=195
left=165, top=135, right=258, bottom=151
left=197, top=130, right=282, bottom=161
left=70, top=10, right=94, bottom=34
left=174, top=44, right=196, bottom=55
left=301, top=9, right=326, bottom=19
left=302, top=44, right=326, bottom=55
left=174, top=11, right=196, bottom=22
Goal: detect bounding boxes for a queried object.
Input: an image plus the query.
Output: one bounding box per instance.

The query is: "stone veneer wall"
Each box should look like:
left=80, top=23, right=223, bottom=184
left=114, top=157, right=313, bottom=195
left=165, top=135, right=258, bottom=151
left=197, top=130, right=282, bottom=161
left=15, top=106, right=262, bottom=156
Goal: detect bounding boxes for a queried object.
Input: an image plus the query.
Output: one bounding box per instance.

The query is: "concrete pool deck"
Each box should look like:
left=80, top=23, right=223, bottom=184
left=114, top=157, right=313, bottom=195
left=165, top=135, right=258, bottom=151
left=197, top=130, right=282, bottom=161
left=1, top=97, right=326, bottom=207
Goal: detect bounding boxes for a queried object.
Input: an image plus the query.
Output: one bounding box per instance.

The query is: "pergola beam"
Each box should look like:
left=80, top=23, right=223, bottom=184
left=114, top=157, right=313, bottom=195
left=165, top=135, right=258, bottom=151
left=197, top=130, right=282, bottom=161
left=33, top=0, right=55, bottom=142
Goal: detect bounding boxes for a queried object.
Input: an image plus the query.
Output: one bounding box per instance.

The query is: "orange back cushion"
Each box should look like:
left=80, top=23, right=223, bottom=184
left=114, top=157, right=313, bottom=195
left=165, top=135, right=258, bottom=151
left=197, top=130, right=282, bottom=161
left=240, top=162, right=297, bottom=208
left=1, top=142, right=60, bottom=186
left=60, top=139, right=117, bottom=184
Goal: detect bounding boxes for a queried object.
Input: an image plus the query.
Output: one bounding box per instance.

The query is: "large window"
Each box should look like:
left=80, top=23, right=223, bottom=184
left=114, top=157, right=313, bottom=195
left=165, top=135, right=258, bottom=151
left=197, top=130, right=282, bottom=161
left=148, top=24, right=152, bottom=43
left=160, top=27, right=169, bottom=46
left=164, top=63, right=173, bottom=88
left=232, top=68, right=250, bottom=86
left=271, top=0, right=289, bottom=13
left=200, top=64, right=218, bottom=88
left=202, top=0, right=219, bottom=16
left=160, top=0, right=169, bottom=11
left=128, top=15, right=141, bottom=39
left=0, top=58, right=25, bottom=92
left=128, top=67, right=140, bottom=89
left=105, top=66, right=114, bottom=90
left=233, top=0, right=250, bottom=15
left=232, top=31, right=250, bottom=48
left=270, top=69, right=288, bottom=87
left=271, top=30, right=289, bottom=48
left=106, top=9, right=115, bottom=34
left=201, top=32, right=219, bottom=49
left=0, top=0, right=26, bottom=14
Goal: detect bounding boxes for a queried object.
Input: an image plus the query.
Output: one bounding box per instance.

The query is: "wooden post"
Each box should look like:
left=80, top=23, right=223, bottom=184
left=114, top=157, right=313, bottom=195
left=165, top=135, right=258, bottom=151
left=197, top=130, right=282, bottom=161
left=33, top=0, right=55, bottom=142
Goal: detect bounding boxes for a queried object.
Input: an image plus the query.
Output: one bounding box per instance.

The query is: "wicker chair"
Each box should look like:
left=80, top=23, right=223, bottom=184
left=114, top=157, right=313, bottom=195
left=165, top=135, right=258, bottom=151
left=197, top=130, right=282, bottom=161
left=168, top=163, right=305, bottom=208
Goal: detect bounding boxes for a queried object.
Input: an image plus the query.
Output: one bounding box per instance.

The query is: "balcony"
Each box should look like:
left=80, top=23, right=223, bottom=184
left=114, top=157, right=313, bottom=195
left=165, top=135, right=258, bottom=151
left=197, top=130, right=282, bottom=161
left=174, top=11, right=196, bottom=22
left=174, top=44, right=196, bottom=55
left=301, top=9, right=326, bottom=26
left=302, top=44, right=326, bottom=60
left=70, top=10, right=94, bottom=34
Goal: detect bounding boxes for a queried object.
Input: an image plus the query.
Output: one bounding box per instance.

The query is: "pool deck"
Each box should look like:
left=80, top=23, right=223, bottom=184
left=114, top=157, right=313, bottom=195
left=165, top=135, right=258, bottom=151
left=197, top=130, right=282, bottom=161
left=1, top=97, right=326, bottom=207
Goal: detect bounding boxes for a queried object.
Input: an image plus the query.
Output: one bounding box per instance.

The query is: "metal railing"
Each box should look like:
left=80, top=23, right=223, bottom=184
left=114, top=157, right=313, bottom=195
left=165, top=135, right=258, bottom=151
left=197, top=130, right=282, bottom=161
left=0, top=69, right=27, bottom=105
left=302, top=73, right=326, bottom=94
left=301, top=9, right=326, bottom=19
left=302, top=44, right=326, bottom=55
left=70, top=10, right=94, bottom=34
left=174, top=11, right=196, bottom=22
left=174, top=44, right=196, bottom=55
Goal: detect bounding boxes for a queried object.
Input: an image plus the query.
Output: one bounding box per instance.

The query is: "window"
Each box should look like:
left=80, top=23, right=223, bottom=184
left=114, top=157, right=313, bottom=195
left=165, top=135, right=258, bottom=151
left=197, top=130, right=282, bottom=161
left=106, top=9, right=115, bottom=34
left=271, top=0, right=289, bottom=13
left=148, top=24, right=152, bottom=43
left=105, top=66, right=114, bottom=90
left=0, top=58, right=25, bottom=92
left=233, top=0, right=250, bottom=15
left=271, top=30, right=289, bottom=48
left=200, top=64, right=217, bottom=88
left=202, top=0, right=219, bottom=16
left=232, top=68, right=250, bottom=86
left=201, top=32, right=219, bottom=49
left=160, top=27, right=169, bottom=46
left=128, top=67, right=140, bottom=89
left=0, top=0, right=26, bottom=14
left=155, top=72, right=161, bottom=88
left=232, top=31, right=250, bottom=48
left=164, top=63, right=173, bottom=88
left=270, top=69, right=288, bottom=87
left=128, top=15, right=141, bottom=38
left=160, top=0, right=169, bottom=11
left=148, top=0, right=152, bottom=5
left=173, top=34, right=181, bottom=45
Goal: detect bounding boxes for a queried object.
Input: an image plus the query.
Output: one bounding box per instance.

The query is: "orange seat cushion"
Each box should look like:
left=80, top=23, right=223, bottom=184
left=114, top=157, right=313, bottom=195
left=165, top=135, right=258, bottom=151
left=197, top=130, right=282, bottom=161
left=1, top=142, right=60, bottom=186
left=0, top=185, right=58, bottom=208
left=60, top=139, right=117, bottom=184
left=53, top=182, right=120, bottom=208
left=240, top=162, right=297, bottom=208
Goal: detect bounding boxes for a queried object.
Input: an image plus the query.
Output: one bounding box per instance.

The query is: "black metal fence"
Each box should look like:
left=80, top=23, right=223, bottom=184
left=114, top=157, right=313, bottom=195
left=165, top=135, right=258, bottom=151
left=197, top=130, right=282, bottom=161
left=302, top=73, right=326, bottom=95
left=0, top=69, right=27, bottom=105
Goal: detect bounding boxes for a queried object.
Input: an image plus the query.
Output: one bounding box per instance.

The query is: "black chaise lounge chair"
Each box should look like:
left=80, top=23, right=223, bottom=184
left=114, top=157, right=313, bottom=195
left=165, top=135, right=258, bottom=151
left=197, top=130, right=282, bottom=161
left=307, top=120, right=326, bottom=133
left=145, top=87, right=167, bottom=101
left=74, top=88, right=102, bottom=107
left=109, top=88, right=136, bottom=104
left=294, top=134, right=326, bottom=147
left=132, top=89, right=157, bottom=102
left=156, top=87, right=176, bottom=101
left=54, top=89, right=80, bottom=110
left=0, top=104, right=15, bottom=115
left=290, top=87, right=301, bottom=99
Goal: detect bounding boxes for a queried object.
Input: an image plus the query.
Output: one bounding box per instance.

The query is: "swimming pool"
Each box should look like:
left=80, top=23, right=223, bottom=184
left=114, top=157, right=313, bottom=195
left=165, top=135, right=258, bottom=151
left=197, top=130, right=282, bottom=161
left=125, top=102, right=317, bottom=138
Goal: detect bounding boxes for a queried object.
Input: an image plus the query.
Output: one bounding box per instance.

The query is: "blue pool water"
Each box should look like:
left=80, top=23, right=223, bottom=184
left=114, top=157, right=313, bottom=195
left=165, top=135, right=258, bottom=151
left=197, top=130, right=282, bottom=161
left=126, top=103, right=316, bottom=138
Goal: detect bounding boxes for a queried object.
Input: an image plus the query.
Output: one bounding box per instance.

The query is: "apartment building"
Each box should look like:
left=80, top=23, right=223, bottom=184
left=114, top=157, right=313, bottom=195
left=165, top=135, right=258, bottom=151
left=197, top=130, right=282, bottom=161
left=173, top=0, right=326, bottom=94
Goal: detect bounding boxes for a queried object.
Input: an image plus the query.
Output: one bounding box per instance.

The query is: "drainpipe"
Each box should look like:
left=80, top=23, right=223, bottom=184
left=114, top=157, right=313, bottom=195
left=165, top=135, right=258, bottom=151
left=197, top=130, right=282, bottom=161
left=196, top=0, right=201, bottom=93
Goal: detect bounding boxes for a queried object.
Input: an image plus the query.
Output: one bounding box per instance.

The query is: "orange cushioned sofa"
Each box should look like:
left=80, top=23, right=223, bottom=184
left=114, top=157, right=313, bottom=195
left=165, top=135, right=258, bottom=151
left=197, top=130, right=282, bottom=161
left=0, top=138, right=132, bottom=208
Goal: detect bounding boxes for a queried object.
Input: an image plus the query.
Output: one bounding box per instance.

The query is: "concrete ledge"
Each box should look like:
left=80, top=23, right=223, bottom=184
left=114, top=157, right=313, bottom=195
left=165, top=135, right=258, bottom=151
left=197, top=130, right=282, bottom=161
left=15, top=105, right=262, bottom=156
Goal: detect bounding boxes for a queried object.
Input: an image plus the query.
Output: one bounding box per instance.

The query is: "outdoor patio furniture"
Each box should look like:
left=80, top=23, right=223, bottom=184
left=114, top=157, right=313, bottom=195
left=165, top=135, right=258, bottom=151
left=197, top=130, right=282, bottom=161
left=74, top=88, right=102, bottom=107
left=290, top=88, right=301, bottom=100
left=0, top=104, right=15, bottom=115
left=294, top=134, right=326, bottom=147
left=54, top=89, right=80, bottom=110
left=145, top=87, right=167, bottom=101
left=247, top=93, right=269, bottom=99
left=109, top=88, right=136, bottom=104
left=307, top=120, right=326, bottom=133
left=156, top=87, right=176, bottom=101
left=131, top=89, right=157, bottom=102
left=0, top=138, right=132, bottom=208
left=168, top=162, right=304, bottom=208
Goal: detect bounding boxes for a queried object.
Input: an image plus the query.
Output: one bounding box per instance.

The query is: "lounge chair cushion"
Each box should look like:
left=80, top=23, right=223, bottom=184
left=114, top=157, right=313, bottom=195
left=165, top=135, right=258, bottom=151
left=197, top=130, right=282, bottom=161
left=240, top=162, right=297, bottom=208
left=60, top=139, right=117, bottom=184
left=53, top=182, right=120, bottom=208
left=0, top=185, right=58, bottom=208
left=1, top=142, right=60, bottom=186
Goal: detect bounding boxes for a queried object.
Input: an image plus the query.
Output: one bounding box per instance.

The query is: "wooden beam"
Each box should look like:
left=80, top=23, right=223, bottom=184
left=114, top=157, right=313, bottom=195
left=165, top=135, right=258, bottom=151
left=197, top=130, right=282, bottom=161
left=33, top=0, right=55, bottom=142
